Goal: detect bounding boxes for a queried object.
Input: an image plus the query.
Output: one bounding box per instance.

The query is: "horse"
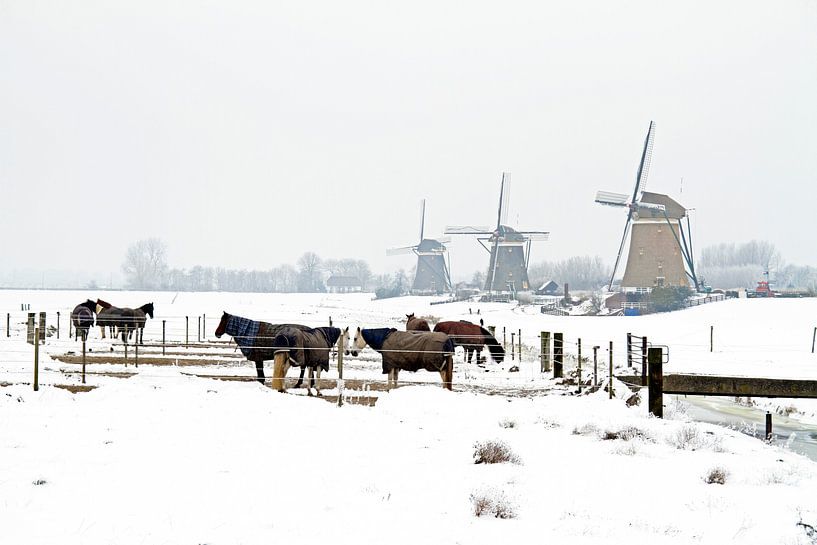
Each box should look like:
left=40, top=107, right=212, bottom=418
left=126, top=303, right=154, bottom=344
left=214, top=311, right=311, bottom=385
left=350, top=327, right=454, bottom=390
left=269, top=326, right=346, bottom=396
left=71, top=299, right=96, bottom=341
left=432, top=320, right=505, bottom=365
left=95, top=299, right=122, bottom=339
left=405, top=313, right=430, bottom=331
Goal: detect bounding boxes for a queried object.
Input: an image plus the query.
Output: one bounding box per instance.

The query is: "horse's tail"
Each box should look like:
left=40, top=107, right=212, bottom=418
left=480, top=326, right=505, bottom=363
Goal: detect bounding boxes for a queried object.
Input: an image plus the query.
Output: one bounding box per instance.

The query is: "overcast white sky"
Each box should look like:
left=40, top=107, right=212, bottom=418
left=1, top=0, right=815, bottom=285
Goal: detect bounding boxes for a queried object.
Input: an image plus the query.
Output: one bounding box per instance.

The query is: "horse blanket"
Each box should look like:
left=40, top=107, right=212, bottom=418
left=71, top=304, right=94, bottom=329
left=224, top=315, right=310, bottom=361
left=271, top=326, right=340, bottom=372
left=362, top=328, right=454, bottom=374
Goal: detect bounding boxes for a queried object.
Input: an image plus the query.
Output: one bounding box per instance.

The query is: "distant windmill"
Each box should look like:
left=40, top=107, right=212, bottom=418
left=446, top=173, right=549, bottom=295
left=387, top=199, right=452, bottom=294
left=595, top=121, right=699, bottom=292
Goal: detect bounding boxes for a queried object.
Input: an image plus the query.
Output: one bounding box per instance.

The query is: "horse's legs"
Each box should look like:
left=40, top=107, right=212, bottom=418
left=99, top=326, right=106, bottom=339
left=294, top=365, right=306, bottom=389
left=444, top=355, right=454, bottom=390
left=315, top=367, right=322, bottom=397
left=255, top=360, right=266, bottom=384
left=306, top=366, right=314, bottom=397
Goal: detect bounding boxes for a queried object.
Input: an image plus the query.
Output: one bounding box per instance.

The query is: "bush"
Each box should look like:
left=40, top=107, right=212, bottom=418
left=650, top=286, right=693, bottom=312
left=498, top=418, right=517, bottom=429
left=473, top=440, right=521, bottom=465
left=470, top=488, right=517, bottom=519
left=670, top=424, right=705, bottom=450
left=704, top=466, right=728, bottom=485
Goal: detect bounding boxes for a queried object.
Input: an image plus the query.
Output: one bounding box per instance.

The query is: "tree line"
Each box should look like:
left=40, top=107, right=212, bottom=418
left=121, top=238, right=374, bottom=292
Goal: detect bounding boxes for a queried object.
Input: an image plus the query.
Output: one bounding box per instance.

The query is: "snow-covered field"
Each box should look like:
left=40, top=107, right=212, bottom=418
left=2, top=290, right=817, bottom=544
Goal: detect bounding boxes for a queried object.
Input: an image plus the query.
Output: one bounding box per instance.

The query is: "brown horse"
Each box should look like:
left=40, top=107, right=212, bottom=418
left=432, top=320, right=504, bottom=365
left=351, top=327, right=454, bottom=390
left=405, top=313, right=430, bottom=331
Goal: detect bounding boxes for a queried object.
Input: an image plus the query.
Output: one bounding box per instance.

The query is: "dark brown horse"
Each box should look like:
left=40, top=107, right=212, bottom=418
left=95, top=299, right=122, bottom=339
left=405, top=313, right=430, bottom=331
left=71, top=299, right=96, bottom=341
left=214, top=311, right=310, bottom=385
left=432, top=320, right=504, bottom=365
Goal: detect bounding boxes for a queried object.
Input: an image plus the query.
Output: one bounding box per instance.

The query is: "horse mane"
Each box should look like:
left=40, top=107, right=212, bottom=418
left=96, top=298, right=113, bottom=309
left=361, top=328, right=396, bottom=350
left=480, top=326, right=505, bottom=363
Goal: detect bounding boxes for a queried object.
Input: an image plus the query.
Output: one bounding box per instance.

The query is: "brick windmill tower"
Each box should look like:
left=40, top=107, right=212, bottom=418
left=387, top=199, right=452, bottom=294
left=446, top=173, right=549, bottom=295
left=595, top=121, right=699, bottom=292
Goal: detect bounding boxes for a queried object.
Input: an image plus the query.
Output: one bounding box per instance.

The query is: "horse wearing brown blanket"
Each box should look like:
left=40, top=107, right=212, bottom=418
left=267, top=326, right=345, bottom=396
left=214, top=312, right=311, bottom=384
left=350, top=327, right=454, bottom=390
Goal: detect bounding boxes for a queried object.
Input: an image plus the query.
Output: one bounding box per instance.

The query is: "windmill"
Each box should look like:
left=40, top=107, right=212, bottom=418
left=387, top=199, right=452, bottom=294
left=445, top=173, right=549, bottom=295
left=595, top=121, right=699, bottom=292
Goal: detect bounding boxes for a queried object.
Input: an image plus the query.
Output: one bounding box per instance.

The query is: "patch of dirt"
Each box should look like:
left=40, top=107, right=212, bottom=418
left=53, top=384, right=97, bottom=393
left=54, top=355, right=235, bottom=367
left=61, top=370, right=135, bottom=379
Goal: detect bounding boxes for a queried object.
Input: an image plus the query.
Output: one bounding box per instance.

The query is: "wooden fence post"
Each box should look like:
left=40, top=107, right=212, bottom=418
left=765, top=412, right=773, bottom=442
left=33, top=327, right=40, bottom=391
left=648, top=347, right=663, bottom=417
left=6, top=313, right=9, bottom=337
left=608, top=341, right=614, bottom=399
left=641, top=336, right=648, bottom=387
left=27, top=313, right=35, bottom=344
left=186, top=316, right=189, bottom=347
left=197, top=316, right=201, bottom=342
left=162, top=320, right=166, bottom=355
left=517, top=328, right=522, bottom=362
left=69, top=312, right=73, bottom=339
left=593, top=345, right=599, bottom=386
left=627, top=332, right=632, bottom=368
left=510, top=333, right=515, bottom=361
left=553, top=333, right=563, bottom=379
left=202, top=314, right=206, bottom=340
left=710, top=325, right=714, bottom=352
left=39, top=312, right=46, bottom=344
left=540, top=332, right=551, bottom=373
left=812, top=326, right=816, bottom=354
left=337, top=333, right=344, bottom=407
left=577, top=338, right=582, bottom=392
left=56, top=312, right=60, bottom=340
left=503, top=327, right=506, bottom=351
left=124, top=341, right=128, bottom=366
left=135, top=340, right=139, bottom=368
left=82, top=338, right=86, bottom=384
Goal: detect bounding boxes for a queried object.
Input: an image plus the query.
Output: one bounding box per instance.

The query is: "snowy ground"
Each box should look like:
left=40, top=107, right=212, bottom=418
left=2, top=290, right=817, bottom=544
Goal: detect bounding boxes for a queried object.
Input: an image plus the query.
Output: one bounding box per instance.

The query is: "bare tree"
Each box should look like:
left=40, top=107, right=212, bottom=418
left=297, top=252, right=324, bottom=292
left=122, top=238, right=168, bottom=289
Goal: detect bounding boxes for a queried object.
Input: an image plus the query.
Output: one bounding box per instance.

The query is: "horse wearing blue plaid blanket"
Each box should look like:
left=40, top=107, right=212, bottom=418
left=215, top=312, right=311, bottom=385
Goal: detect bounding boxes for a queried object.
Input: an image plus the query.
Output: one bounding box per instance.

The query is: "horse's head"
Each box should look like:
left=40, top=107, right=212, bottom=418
left=144, top=302, right=155, bottom=319
left=83, top=299, right=96, bottom=311
left=340, top=326, right=351, bottom=355
left=215, top=311, right=230, bottom=338
left=406, top=313, right=415, bottom=322
left=350, top=326, right=367, bottom=357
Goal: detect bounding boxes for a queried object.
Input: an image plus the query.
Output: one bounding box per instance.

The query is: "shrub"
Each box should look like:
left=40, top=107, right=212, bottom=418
left=470, top=488, right=517, bottom=519
left=473, top=440, right=521, bottom=465
left=704, top=467, right=728, bottom=485
left=498, top=418, right=517, bottom=429
left=670, top=424, right=704, bottom=450
left=650, top=286, right=693, bottom=312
